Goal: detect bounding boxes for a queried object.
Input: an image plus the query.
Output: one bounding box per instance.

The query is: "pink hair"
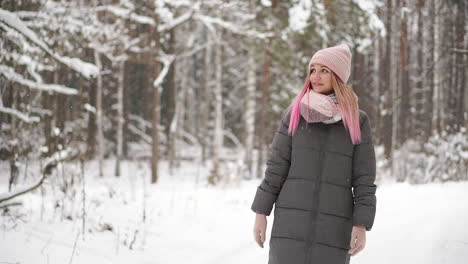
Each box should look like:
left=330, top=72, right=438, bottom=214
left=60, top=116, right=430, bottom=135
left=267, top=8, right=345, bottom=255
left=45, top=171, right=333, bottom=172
left=282, top=72, right=362, bottom=145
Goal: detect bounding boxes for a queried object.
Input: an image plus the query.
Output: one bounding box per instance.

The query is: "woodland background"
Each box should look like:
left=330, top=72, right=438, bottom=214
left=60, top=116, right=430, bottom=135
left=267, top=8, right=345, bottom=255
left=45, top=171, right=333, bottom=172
left=0, top=1, right=467, bottom=263
left=0, top=0, right=467, bottom=192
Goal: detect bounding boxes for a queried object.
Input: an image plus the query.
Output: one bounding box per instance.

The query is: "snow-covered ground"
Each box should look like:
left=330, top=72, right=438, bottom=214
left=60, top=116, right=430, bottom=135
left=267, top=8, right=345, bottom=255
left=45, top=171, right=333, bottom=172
left=1, top=159, right=467, bottom=264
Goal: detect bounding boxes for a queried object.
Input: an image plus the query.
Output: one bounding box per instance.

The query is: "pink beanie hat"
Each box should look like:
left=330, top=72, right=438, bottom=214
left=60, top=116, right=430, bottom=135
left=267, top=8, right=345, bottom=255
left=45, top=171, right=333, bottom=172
left=308, top=43, right=352, bottom=84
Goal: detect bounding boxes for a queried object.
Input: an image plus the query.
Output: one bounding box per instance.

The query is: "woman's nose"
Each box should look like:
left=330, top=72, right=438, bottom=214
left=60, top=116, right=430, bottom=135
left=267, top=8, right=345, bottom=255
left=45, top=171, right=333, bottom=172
left=311, top=74, right=320, bottom=81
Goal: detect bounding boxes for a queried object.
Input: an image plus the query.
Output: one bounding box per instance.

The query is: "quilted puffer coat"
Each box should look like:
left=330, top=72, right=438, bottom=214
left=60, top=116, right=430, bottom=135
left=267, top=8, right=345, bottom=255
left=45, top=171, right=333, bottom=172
left=251, top=110, right=377, bottom=264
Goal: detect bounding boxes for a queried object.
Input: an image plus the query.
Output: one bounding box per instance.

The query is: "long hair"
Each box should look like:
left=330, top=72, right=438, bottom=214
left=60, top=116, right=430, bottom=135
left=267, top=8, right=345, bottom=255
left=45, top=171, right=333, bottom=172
left=282, top=71, right=362, bottom=145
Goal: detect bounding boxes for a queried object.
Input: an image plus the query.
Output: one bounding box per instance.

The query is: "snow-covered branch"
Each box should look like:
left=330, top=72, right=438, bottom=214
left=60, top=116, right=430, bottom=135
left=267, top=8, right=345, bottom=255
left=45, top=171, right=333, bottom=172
left=128, top=123, right=152, bottom=144
left=0, top=106, right=40, bottom=123
left=0, top=8, right=99, bottom=79
left=158, top=9, right=194, bottom=32
left=95, top=5, right=155, bottom=25
left=193, top=14, right=273, bottom=39
left=153, top=53, right=175, bottom=88
left=0, top=149, right=78, bottom=204
left=176, top=41, right=213, bottom=60
left=180, top=130, right=201, bottom=148
left=0, top=65, right=78, bottom=95
left=224, top=129, right=243, bottom=150
left=95, top=4, right=192, bottom=33
left=128, top=114, right=151, bottom=129
left=84, top=103, right=96, bottom=114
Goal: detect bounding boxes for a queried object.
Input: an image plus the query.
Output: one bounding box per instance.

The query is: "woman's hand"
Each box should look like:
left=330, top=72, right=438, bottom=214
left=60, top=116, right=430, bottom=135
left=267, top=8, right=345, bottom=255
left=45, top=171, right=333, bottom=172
left=253, top=213, right=267, bottom=248
left=348, top=225, right=366, bottom=256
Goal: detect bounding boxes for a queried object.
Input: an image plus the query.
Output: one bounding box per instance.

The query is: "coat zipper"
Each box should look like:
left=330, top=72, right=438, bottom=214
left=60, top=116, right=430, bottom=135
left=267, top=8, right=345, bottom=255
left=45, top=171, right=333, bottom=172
left=305, top=124, right=331, bottom=264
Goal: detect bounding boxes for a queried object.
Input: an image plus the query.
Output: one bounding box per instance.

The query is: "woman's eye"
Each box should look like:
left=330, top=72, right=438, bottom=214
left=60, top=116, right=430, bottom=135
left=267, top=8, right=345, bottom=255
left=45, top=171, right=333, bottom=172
left=310, top=69, right=315, bottom=73
left=321, top=69, right=328, bottom=73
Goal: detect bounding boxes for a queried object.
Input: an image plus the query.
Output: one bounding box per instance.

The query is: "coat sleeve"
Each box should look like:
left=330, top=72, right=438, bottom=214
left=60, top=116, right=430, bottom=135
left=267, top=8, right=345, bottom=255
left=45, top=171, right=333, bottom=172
left=251, top=114, right=292, bottom=216
left=351, top=112, right=377, bottom=231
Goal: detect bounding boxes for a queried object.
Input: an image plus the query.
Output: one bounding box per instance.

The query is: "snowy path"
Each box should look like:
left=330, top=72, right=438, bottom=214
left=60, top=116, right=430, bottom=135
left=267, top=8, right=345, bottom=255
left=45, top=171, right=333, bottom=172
left=1, top=161, right=467, bottom=264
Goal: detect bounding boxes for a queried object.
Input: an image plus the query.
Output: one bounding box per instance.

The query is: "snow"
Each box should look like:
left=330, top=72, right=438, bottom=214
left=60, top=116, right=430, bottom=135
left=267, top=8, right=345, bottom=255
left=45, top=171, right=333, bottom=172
left=84, top=103, right=97, bottom=114
left=354, top=0, right=385, bottom=36
left=260, top=0, right=272, bottom=7
left=1, top=159, right=467, bottom=264
left=288, top=0, right=312, bottom=33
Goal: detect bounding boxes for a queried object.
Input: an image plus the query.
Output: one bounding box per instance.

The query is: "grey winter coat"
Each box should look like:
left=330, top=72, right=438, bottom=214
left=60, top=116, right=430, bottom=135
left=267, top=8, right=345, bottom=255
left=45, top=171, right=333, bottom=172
left=251, top=110, right=377, bottom=264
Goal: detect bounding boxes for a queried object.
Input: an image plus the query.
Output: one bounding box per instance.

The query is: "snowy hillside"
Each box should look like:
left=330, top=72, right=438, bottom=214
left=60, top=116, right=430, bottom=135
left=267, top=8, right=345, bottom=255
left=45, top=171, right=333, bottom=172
left=1, top=160, right=467, bottom=264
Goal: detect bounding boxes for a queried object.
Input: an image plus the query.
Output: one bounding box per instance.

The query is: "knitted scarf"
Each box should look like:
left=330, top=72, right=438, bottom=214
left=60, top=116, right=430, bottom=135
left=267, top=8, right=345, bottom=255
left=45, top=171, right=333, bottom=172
left=300, top=89, right=342, bottom=124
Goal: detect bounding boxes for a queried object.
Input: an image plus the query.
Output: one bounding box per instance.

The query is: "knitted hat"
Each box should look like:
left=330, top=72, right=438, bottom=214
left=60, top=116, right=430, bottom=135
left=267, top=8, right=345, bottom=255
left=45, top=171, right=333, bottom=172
left=308, top=43, right=352, bottom=84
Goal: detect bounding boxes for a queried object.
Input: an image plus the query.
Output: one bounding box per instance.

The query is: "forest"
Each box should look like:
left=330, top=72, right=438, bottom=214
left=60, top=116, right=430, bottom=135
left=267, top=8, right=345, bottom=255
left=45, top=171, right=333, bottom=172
left=1, top=0, right=465, bottom=187
left=0, top=0, right=467, bottom=263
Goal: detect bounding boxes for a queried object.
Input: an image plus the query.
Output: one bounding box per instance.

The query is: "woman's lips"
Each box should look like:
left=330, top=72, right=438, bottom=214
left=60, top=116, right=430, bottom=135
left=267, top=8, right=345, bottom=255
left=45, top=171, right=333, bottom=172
left=313, top=83, right=323, bottom=86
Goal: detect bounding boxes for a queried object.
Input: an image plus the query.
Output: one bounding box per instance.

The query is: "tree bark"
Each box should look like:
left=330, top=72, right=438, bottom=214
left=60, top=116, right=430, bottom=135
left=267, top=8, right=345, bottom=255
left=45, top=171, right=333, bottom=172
left=115, top=60, right=125, bottom=177
left=432, top=0, right=442, bottom=134
left=256, top=46, right=272, bottom=180
left=208, top=31, right=224, bottom=185
left=93, top=50, right=104, bottom=177
left=399, top=0, right=410, bottom=143
left=163, top=26, right=176, bottom=152
left=391, top=0, right=402, bottom=181
left=424, top=0, right=435, bottom=141
left=150, top=4, right=161, bottom=184
left=382, top=0, right=393, bottom=160
left=201, top=31, right=212, bottom=163
left=453, top=0, right=466, bottom=132
left=414, top=0, right=425, bottom=140
left=244, top=45, right=256, bottom=180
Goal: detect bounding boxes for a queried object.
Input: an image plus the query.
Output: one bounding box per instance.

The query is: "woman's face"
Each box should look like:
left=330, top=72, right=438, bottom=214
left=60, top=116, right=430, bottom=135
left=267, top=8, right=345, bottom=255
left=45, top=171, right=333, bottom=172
left=309, top=63, right=334, bottom=95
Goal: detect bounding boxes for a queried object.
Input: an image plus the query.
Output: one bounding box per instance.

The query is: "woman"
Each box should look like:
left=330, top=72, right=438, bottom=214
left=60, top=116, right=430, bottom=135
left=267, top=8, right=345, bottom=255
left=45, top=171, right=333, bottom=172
left=251, top=43, right=377, bottom=264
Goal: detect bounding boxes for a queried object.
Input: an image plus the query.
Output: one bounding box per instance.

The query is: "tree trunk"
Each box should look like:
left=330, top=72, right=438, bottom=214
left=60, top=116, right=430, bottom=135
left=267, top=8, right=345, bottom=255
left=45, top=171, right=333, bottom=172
left=445, top=1, right=456, bottom=134
left=115, top=60, right=125, bottom=177
left=244, top=45, right=256, bottom=180
left=382, top=0, right=393, bottom=160
left=399, top=0, right=410, bottom=143
left=453, top=0, right=466, bottom=132
left=256, top=46, right=272, bottom=180
left=424, top=0, right=435, bottom=141
left=150, top=5, right=161, bottom=184
left=201, top=32, right=212, bottom=163
left=163, top=26, right=176, bottom=152
left=86, top=72, right=97, bottom=158
left=54, top=68, right=66, bottom=153
left=93, top=50, right=104, bottom=177
left=391, top=0, right=402, bottom=181
left=168, top=56, right=189, bottom=173
left=432, top=0, right=442, bottom=134
left=208, top=31, right=224, bottom=185
left=414, top=0, right=425, bottom=140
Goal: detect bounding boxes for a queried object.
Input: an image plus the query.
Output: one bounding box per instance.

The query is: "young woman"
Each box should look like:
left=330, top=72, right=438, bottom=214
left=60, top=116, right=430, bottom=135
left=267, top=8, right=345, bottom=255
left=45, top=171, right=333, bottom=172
left=251, top=43, right=377, bottom=264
